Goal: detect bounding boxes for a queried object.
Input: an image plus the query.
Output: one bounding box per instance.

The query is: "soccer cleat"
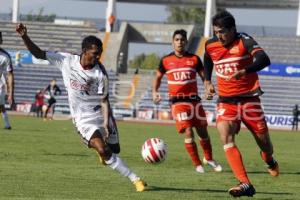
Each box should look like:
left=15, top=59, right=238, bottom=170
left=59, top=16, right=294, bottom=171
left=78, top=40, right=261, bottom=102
left=4, top=126, right=12, bottom=130
left=228, top=182, right=256, bottom=197
left=203, top=158, right=222, bottom=172
left=195, top=165, right=205, bottom=173
left=133, top=179, right=147, bottom=192
left=267, top=161, right=279, bottom=177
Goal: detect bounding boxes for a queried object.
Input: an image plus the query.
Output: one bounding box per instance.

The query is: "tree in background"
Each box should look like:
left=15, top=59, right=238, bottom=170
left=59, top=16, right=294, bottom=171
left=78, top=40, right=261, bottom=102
left=128, top=53, right=160, bottom=70
left=129, top=53, right=146, bottom=70
left=26, top=7, right=56, bottom=22
left=166, top=6, right=205, bottom=24
left=141, top=53, right=161, bottom=70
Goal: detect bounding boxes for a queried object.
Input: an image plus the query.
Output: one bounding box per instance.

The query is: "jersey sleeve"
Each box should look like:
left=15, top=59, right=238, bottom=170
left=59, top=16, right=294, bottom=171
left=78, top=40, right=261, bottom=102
left=6, top=57, right=13, bottom=72
left=46, top=52, right=69, bottom=70
left=242, top=35, right=263, bottom=55
left=195, top=56, right=204, bottom=72
left=0, top=55, right=13, bottom=72
left=97, top=71, right=109, bottom=99
left=158, top=59, right=166, bottom=74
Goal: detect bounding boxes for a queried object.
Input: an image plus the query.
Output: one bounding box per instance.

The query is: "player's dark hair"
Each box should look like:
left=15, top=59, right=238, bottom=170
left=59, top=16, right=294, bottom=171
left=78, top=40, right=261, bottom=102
left=213, top=10, right=236, bottom=29
left=82, top=35, right=103, bottom=50
left=173, top=29, right=187, bottom=40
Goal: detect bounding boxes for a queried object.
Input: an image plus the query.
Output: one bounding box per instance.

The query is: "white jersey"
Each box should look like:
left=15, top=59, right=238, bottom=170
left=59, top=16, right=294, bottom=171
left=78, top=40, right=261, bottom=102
left=0, top=74, right=6, bottom=91
left=0, top=48, right=13, bottom=92
left=46, top=52, right=107, bottom=123
left=0, top=75, right=6, bottom=103
left=46, top=51, right=119, bottom=144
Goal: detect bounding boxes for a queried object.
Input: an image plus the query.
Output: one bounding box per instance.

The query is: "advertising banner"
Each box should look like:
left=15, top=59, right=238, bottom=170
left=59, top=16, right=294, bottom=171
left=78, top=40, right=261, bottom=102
left=265, top=114, right=293, bottom=127
left=258, top=63, right=300, bottom=77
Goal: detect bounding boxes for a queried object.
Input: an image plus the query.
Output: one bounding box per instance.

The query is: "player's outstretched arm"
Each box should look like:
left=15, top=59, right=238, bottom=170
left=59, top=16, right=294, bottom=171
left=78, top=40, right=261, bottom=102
left=16, top=23, right=46, bottom=60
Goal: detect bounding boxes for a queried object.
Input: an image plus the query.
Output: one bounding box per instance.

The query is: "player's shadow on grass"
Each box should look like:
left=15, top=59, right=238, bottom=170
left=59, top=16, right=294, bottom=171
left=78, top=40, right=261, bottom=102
left=148, top=186, right=293, bottom=196
left=42, top=152, right=89, bottom=157
left=147, top=186, right=226, bottom=193
left=247, top=171, right=300, bottom=175
left=255, top=191, right=293, bottom=195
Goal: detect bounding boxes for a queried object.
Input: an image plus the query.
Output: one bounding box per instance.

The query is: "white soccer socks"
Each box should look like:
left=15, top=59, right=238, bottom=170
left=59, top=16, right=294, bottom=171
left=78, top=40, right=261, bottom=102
left=105, top=154, right=139, bottom=183
left=2, top=112, right=11, bottom=128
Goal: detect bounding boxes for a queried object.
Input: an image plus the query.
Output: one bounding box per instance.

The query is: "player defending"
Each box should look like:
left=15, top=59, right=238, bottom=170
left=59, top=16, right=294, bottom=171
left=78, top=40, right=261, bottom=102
left=153, top=29, right=222, bottom=173
left=0, top=32, right=14, bottom=130
left=16, top=23, right=146, bottom=192
left=203, top=11, right=279, bottom=197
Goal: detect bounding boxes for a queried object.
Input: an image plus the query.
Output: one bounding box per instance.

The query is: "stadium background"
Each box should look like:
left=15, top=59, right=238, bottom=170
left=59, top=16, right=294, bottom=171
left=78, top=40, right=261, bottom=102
left=1, top=0, right=300, bottom=129
left=0, top=1, right=300, bottom=199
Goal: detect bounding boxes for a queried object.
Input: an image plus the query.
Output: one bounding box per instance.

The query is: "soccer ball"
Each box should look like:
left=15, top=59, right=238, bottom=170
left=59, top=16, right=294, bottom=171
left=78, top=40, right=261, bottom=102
left=141, top=138, right=167, bottom=164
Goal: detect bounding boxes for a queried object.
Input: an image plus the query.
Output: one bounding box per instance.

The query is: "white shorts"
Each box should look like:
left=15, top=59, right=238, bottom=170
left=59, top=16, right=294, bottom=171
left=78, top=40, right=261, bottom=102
left=75, top=114, right=119, bottom=146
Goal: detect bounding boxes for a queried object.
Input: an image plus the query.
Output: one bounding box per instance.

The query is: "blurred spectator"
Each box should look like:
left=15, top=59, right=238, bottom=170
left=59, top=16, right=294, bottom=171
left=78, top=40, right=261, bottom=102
left=292, top=104, right=299, bottom=131
left=108, top=15, right=116, bottom=32
left=134, top=68, right=139, bottom=74
left=43, top=79, right=61, bottom=120
left=35, top=89, right=44, bottom=118
left=15, top=50, right=22, bottom=68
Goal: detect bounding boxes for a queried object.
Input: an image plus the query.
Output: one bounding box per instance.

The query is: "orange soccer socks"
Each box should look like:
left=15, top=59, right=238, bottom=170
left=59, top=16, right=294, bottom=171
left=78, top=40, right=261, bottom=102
left=185, top=139, right=202, bottom=167
left=224, top=144, right=250, bottom=184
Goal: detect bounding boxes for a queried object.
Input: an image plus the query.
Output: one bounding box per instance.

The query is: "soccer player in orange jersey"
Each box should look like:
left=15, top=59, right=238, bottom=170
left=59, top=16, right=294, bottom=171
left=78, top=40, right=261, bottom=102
left=204, top=11, right=279, bottom=197
left=153, top=29, right=222, bottom=173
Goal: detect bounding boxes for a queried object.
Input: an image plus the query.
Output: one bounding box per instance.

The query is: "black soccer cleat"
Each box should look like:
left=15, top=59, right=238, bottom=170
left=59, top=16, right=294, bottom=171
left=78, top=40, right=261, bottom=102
left=228, top=182, right=256, bottom=197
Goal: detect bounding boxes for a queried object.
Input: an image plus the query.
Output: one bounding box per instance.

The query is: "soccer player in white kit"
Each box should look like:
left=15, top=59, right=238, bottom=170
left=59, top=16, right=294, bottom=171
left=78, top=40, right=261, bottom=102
left=16, top=23, right=147, bottom=192
left=0, top=32, right=14, bottom=130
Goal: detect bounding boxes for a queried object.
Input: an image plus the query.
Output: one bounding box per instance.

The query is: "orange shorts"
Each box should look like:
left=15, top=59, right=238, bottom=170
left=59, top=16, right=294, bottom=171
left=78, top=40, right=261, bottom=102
left=171, top=101, right=207, bottom=133
left=216, top=97, right=268, bottom=135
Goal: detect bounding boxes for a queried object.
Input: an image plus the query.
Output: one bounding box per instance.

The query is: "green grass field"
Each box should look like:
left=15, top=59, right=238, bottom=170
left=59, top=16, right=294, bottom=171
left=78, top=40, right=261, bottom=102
left=0, top=115, right=299, bottom=200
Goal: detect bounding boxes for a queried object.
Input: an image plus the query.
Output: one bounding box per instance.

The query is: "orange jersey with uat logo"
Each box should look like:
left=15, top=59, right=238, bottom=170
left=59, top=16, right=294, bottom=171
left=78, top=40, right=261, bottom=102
left=158, top=52, right=203, bottom=98
left=205, top=33, right=263, bottom=97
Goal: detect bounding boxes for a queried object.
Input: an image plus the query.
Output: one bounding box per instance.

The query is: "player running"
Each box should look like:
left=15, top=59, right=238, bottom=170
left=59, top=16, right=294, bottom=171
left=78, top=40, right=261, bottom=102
left=203, top=11, right=279, bottom=197
left=16, top=23, right=146, bottom=192
left=153, top=29, right=222, bottom=173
